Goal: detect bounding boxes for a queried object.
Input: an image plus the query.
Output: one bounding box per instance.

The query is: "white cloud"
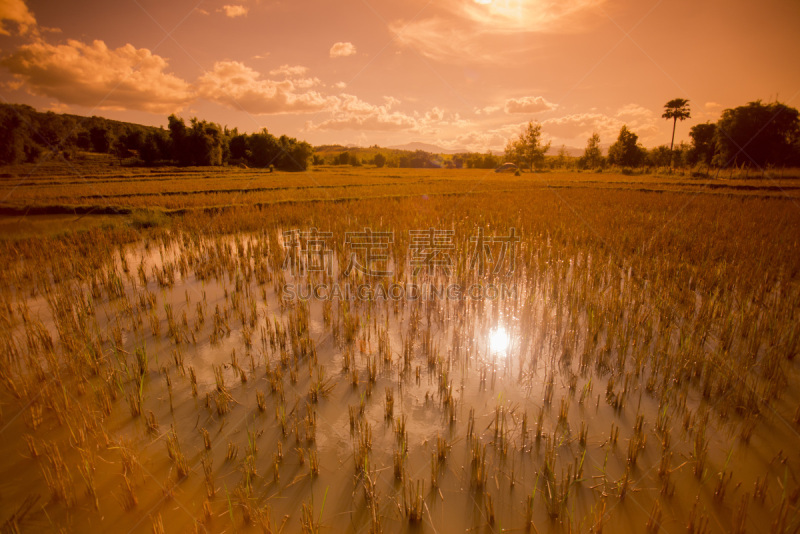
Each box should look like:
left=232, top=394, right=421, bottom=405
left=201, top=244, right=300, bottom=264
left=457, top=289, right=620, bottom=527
left=221, top=5, right=248, bottom=18
left=391, top=0, right=603, bottom=62
left=333, top=81, right=347, bottom=89
left=424, top=107, right=444, bottom=121
left=0, top=0, right=36, bottom=35
left=329, top=42, right=357, bottom=58
left=616, top=103, right=654, bottom=120
left=46, top=101, right=70, bottom=113
left=705, top=101, right=721, bottom=109
left=460, top=0, right=603, bottom=33
left=1, top=39, right=192, bottom=113
left=504, top=96, right=557, bottom=114
left=269, top=64, right=309, bottom=77
left=197, top=61, right=336, bottom=114
left=306, top=94, right=417, bottom=131
left=306, top=96, right=468, bottom=133
left=441, top=131, right=507, bottom=152
left=475, top=105, right=501, bottom=115
left=391, top=18, right=498, bottom=63
left=543, top=112, right=623, bottom=142
left=540, top=106, right=659, bottom=146
left=438, top=121, right=526, bottom=152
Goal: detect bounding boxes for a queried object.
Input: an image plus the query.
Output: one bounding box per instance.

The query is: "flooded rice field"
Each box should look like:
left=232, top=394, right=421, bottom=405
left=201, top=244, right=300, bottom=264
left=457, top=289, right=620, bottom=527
left=1, top=197, right=799, bottom=533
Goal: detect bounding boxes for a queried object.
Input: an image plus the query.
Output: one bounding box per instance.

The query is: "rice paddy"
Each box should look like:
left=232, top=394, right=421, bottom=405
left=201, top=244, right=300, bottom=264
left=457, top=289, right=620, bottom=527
left=0, top=165, right=799, bottom=533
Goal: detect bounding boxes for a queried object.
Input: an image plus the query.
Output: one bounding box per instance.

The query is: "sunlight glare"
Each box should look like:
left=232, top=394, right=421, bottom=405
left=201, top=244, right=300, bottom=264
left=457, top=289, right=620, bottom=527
left=489, top=327, right=510, bottom=354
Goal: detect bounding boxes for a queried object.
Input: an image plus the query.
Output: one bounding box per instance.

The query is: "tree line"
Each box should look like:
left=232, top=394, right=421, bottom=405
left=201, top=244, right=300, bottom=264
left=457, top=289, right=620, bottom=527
left=0, top=103, right=312, bottom=170
left=315, top=146, right=503, bottom=169
left=2, top=99, right=798, bottom=171
left=505, top=99, right=800, bottom=171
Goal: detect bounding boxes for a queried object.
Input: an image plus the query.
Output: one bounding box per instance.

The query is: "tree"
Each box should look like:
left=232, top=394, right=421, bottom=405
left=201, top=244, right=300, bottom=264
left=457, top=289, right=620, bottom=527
left=37, top=111, right=74, bottom=150
left=688, top=123, right=716, bottom=166
left=280, top=139, right=313, bottom=171
left=580, top=132, right=603, bottom=169
left=229, top=134, right=250, bottom=161
left=662, top=98, right=691, bottom=167
left=335, top=151, right=350, bottom=165
left=168, top=114, right=191, bottom=165
left=647, top=145, right=672, bottom=167
left=607, top=126, right=646, bottom=167
left=373, top=153, right=386, bottom=168
left=0, top=108, right=25, bottom=164
left=112, top=137, right=132, bottom=163
left=188, top=118, right=224, bottom=166
left=89, top=125, right=112, bottom=153
left=554, top=145, right=569, bottom=169
left=139, top=133, right=160, bottom=165
left=248, top=130, right=281, bottom=167
left=140, top=130, right=170, bottom=165
left=713, top=101, right=799, bottom=167
left=505, top=121, right=550, bottom=171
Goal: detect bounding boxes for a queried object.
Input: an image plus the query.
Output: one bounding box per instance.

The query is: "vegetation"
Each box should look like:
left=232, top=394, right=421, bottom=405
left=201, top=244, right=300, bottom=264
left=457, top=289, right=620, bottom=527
left=662, top=98, right=692, bottom=166
left=504, top=120, right=551, bottom=171
left=580, top=132, right=604, bottom=169
left=713, top=100, right=800, bottom=168
left=0, top=159, right=799, bottom=532
left=0, top=103, right=312, bottom=171
left=607, top=125, right=647, bottom=167
left=3, top=99, right=799, bottom=175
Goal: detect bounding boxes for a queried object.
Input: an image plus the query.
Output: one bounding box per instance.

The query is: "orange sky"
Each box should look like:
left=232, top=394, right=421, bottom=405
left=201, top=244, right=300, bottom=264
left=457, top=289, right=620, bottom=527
left=1, top=0, right=798, bottom=151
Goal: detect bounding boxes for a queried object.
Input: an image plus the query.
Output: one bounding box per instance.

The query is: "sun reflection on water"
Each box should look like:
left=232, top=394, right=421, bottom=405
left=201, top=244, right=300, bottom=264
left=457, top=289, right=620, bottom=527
left=489, top=327, right=510, bottom=354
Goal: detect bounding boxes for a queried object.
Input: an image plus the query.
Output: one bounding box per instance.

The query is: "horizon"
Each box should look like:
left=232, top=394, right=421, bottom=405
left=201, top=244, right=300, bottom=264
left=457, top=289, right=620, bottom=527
left=1, top=0, right=798, bottom=153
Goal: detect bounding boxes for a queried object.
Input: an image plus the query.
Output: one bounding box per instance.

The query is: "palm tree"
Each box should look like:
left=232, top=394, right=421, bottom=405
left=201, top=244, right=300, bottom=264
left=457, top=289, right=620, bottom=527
left=662, top=98, right=691, bottom=167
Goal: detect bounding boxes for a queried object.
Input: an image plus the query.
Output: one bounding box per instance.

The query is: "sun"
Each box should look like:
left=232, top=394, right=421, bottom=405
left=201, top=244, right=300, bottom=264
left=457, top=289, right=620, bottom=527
left=470, top=0, right=526, bottom=24
left=489, top=327, right=510, bottom=354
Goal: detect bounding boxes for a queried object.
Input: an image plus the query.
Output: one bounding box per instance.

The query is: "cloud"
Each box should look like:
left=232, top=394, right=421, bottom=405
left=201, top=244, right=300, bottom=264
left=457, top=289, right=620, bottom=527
left=543, top=112, right=623, bottom=142
left=1, top=39, right=192, bottom=113
left=391, top=18, right=498, bottom=63
left=0, top=0, right=36, bottom=35
left=332, top=81, right=347, bottom=89
left=197, top=60, right=335, bottom=114
left=616, top=103, right=654, bottom=120
left=329, top=42, right=356, bottom=58
left=269, top=64, right=309, bottom=77
left=540, top=106, right=659, bottom=145
left=391, top=0, right=603, bottom=62
left=475, top=105, right=501, bottom=115
left=307, top=97, right=472, bottom=134
left=504, top=96, right=557, bottom=114
left=460, top=0, right=603, bottom=33
left=306, top=95, right=417, bottom=131
left=46, top=101, right=70, bottom=113
left=437, top=121, right=527, bottom=152
left=221, top=5, right=248, bottom=18
left=705, top=101, right=721, bottom=109
left=440, top=130, right=508, bottom=152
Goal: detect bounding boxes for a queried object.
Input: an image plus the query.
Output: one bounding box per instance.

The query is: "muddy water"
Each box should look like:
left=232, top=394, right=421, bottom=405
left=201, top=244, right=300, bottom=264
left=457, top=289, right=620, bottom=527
left=0, top=231, right=798, bottom=533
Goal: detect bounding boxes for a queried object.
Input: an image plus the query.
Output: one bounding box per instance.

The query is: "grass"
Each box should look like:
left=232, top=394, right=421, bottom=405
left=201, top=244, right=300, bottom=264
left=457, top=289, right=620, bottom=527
left=0, top=163, right=798, bottom=532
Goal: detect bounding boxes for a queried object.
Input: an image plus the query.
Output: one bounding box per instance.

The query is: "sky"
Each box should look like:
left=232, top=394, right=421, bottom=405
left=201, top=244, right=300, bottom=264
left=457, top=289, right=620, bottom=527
left=0, top=0, right=798, bottom=152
